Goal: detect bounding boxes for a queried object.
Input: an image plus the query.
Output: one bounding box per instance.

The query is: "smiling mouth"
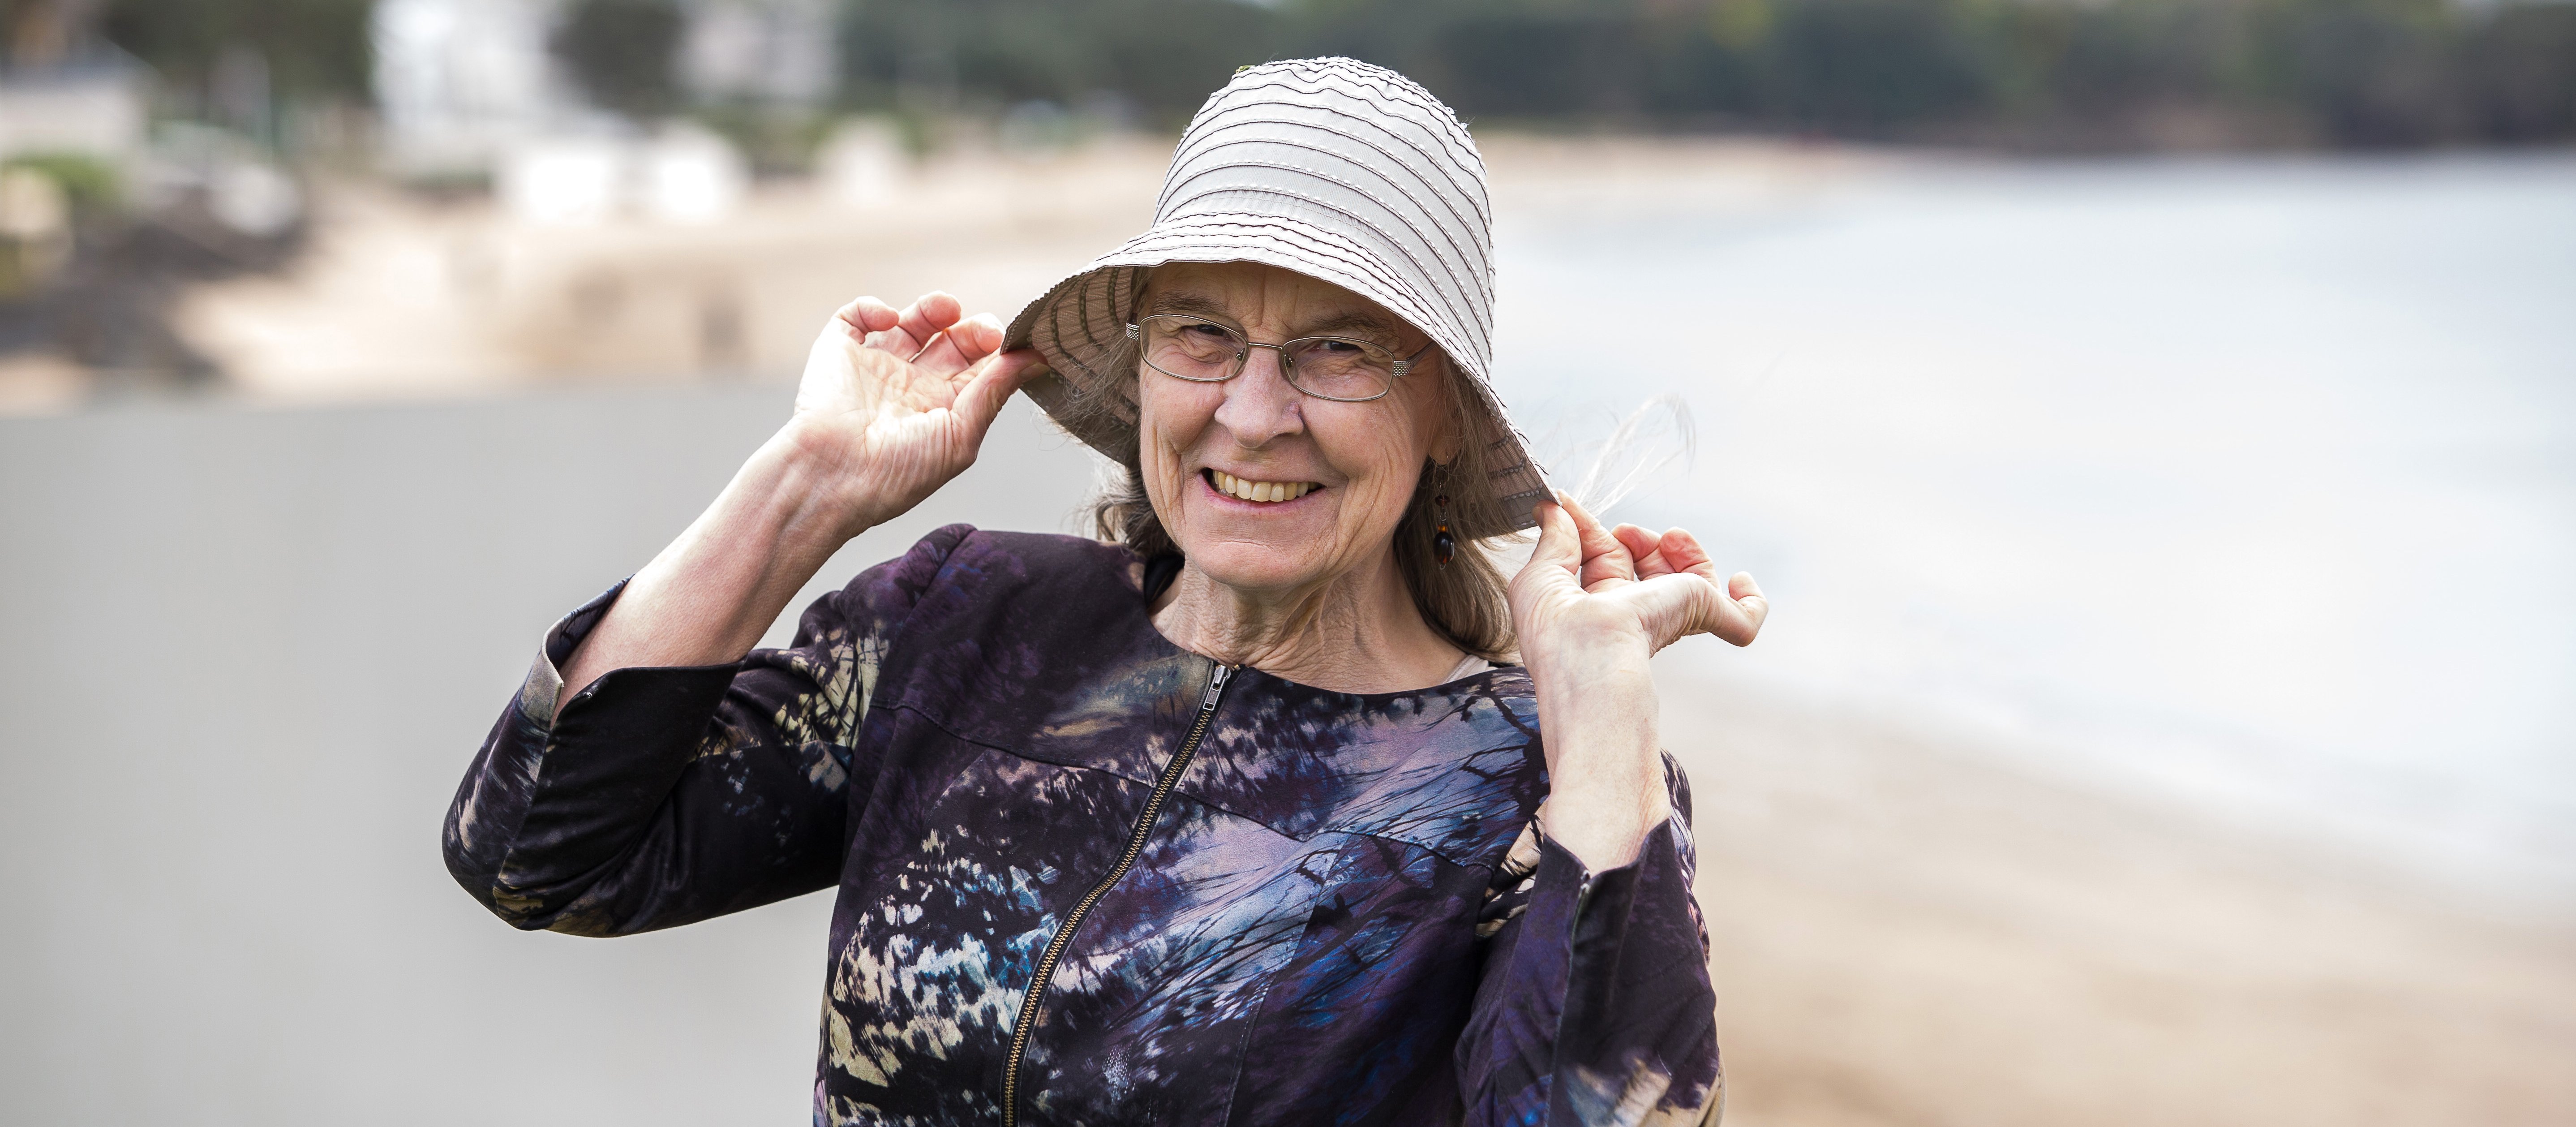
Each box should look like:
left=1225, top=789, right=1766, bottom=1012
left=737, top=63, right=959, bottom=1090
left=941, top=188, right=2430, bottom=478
left=1204, top=468, right=1322, bottom=504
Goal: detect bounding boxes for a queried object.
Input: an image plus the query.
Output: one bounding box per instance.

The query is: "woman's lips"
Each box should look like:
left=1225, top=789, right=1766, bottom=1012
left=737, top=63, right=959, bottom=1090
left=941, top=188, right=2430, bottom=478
left=1203, top=468, right=1323, bottom=505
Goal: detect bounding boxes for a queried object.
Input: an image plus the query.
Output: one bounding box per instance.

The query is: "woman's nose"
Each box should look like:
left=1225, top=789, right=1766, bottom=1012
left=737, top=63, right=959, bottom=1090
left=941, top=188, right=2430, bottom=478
left=1213, top=347, right=1305, bottom=447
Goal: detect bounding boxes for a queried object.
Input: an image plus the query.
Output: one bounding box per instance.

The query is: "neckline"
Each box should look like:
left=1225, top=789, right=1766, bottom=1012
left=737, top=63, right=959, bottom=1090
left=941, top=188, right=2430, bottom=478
left=1123, top=549, right=1517, bottom=701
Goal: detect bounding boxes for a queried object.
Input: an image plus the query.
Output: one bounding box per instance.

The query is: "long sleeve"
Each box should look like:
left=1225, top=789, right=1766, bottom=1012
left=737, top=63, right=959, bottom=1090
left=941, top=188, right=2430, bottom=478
left=440, top=524, right=972, bottom=937
left=1455, top=755, right=1723, bottom=1125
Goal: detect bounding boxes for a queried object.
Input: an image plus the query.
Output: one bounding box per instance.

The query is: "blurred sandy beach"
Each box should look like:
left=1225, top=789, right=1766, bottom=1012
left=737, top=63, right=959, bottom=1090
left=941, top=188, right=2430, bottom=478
left=3, top=135, right=2572, bottom=1124
left=4, top=135, right=1882, bottom=407
left=1669, top=667, right=2576, bottom=1126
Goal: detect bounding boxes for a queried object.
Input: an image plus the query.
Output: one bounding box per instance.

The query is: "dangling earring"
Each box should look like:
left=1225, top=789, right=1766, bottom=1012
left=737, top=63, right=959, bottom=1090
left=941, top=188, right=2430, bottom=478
left=1432, top=487, right=1455, bottom=568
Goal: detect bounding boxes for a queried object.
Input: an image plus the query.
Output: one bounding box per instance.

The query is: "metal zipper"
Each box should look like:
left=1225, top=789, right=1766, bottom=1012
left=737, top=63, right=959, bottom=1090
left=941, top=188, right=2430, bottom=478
left=1002, top=659, right=1232, bottom=1126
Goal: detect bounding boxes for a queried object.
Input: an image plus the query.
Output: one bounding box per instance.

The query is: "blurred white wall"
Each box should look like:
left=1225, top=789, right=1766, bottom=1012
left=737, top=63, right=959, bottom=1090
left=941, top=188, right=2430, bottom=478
left=0, top=63, right=148, bottom=162
left=373, top=0, right=564, bottom=175
left=679, top=0, right=835, bottom=107
left=496, top=125, right=748, bottom=225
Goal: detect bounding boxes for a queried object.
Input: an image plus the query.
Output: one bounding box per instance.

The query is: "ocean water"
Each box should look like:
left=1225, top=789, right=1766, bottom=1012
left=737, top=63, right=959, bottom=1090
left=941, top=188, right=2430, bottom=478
left=1489, top=154, right=2576, bottom=902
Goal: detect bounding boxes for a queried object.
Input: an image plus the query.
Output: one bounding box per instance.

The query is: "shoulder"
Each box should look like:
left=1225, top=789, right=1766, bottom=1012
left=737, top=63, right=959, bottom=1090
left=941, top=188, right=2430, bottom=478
left=834, top=524, right=1139, bottom=615
left=886, top=525, right=1144, bottom=618
left=852, top=525, right=1170, bottom=722
left=945, top=525, right=1142, bottom=586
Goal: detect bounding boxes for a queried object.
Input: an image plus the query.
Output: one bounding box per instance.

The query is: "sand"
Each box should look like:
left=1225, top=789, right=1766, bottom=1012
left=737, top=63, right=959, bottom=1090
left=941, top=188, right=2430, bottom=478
left=1661, top=659, right=2576, bottom=1126
left=153, top=134, right=1901, bottom=406
left=163, top=138, right=1176, bottom=402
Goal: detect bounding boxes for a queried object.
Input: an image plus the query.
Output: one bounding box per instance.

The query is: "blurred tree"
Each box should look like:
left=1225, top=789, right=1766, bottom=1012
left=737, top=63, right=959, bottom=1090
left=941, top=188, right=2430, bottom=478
left=1427, top=8, right=1649, bottom=119
left=13, top=0, right=2561, bottom=151
left=552, top=0, right=684, bottom=118
left=2263, top=0, right=2463, bottom=146
left=2043, top=1, right=2237, bottom=117
left=2458, top=3, right=2576, bottom=142
left=1757, top=0, right=1990, bottom=131
left=91, top=0, right=370, bottom=103
left=840, top=0, right=1280, bottom=125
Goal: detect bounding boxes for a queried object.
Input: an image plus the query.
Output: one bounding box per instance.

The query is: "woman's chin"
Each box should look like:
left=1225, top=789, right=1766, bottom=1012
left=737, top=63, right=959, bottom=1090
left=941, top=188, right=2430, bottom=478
left=1181, top=539, right=1339, bottom=595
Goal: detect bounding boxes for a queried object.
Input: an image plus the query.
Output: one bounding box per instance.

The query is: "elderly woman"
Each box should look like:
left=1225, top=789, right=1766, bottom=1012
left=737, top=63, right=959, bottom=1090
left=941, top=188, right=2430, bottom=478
left=444, top=59, right=1765, bottom=1125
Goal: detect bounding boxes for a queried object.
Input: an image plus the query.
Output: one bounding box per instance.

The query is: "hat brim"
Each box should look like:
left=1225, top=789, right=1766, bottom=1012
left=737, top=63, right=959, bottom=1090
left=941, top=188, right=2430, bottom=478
left=1005, top=214, right=1549, bottom=537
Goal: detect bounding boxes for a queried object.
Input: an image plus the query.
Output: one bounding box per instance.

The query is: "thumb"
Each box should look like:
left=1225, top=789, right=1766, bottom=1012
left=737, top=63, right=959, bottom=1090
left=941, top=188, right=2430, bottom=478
left=1509, top=501, right=1585, bottom=617
left=1525, top=501, right=1582, bottom=575
left=953, top=350, right=1044, bottom=435
left=1618, top=572, right=1728, bottom=654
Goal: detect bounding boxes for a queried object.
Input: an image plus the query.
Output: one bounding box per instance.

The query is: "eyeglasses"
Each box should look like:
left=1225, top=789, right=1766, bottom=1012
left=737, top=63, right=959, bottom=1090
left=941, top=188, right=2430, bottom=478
left=1126, top=314, right=1434, bottom=403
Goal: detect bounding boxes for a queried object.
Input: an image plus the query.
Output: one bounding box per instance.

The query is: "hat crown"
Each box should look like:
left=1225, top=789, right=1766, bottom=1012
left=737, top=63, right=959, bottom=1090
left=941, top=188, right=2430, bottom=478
left=1149, top=58, right=1498, bottom=383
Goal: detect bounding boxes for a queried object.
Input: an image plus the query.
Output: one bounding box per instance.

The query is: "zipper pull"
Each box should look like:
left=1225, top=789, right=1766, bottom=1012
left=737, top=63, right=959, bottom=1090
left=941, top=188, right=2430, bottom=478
left=1199, top=662, right=1232, bottom=712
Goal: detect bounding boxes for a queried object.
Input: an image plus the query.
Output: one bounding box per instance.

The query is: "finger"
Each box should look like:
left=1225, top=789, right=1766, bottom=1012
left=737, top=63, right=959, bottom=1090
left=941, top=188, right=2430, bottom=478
left=912, top=313, right=1005, bottom=379
left=860, top=300, right=924, bottom=356
left=1656, top=528, right=1720, bottom=579
left=1614, top=523, right=1671, bottom=578
left=957, top=313, right=1005, bottom=360
left=836, top=297, right=902, bottom=342
left=896, top=292, right=963, bottom=354
left=950, top=349, right=1047, bottom=439
left=1558, top=493, right=1634, bottom=589
left=1668, top=568, right=1764, bottom=648
left=1722, top=572, right=1769, bottom=646
left=1601, top=571, right=1709, bottom=654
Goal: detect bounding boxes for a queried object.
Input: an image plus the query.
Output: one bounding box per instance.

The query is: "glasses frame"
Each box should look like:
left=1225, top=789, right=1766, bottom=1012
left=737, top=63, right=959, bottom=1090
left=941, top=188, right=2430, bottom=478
left=1125, top=314, right=1435, bottom=404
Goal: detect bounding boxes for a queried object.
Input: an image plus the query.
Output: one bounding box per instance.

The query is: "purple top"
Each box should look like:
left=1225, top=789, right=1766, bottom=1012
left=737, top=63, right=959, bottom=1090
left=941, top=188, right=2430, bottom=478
left=444, top=525, right=1721, bottom=1124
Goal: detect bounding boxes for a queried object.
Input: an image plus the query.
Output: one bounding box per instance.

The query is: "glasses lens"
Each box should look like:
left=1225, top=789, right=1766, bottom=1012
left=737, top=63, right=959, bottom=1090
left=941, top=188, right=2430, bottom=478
left=1284, top=337, right=1396, bottom=401
left=1142, top=317, right=1245, bottom=382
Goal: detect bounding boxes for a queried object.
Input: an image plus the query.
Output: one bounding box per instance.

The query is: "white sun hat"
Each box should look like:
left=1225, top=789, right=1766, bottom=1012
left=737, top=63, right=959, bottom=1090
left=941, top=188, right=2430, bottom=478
left=1004, top=56, right=1550, bottom=536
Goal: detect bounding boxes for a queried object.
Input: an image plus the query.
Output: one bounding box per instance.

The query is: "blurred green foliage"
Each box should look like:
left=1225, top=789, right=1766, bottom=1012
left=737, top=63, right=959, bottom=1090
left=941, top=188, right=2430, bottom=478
left=551, top=0, right=684, bottom=116
left=841, top=0, right=1281, bottom=118
left=843, top=0, right=2576, bottom=146
left=2, top=153, right=123, bottom=214
left=46, top=0, right=2576, bottom=147
left=85, top=0, right=373, bottom=101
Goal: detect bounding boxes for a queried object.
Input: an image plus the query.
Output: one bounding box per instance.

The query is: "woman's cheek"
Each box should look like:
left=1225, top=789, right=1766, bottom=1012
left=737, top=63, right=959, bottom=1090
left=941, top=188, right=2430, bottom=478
left=1137, top=386, right=1209, bottom=526
left=1339, top=434, right=1421, bottom=555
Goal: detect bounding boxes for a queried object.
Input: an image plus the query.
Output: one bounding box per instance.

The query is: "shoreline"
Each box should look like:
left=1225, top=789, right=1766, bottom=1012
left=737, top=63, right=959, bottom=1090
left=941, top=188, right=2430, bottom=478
left=8, top=133, right=2566, bottom=417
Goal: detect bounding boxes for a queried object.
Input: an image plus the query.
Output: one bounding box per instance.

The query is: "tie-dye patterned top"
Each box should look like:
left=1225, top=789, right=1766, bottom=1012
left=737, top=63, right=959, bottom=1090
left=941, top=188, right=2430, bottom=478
left=444, top=525, right=1721, bottom=1125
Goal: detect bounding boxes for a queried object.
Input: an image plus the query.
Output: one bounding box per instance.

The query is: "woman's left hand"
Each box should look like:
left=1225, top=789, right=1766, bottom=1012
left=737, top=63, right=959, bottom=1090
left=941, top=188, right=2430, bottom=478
left=1506, top=494, right=1767, bottom=870
left=1508, top=495, right=1767, bottom=671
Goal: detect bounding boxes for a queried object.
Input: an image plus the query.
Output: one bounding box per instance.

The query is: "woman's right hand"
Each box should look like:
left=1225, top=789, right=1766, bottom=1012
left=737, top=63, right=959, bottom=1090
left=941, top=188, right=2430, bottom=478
left=783, top=291, right=1044, bottom=539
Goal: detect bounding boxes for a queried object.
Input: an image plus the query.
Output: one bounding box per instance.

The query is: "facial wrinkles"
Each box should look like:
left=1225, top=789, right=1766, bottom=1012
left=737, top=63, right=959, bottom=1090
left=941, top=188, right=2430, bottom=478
left=1139, top=264, right=1451, bottom=676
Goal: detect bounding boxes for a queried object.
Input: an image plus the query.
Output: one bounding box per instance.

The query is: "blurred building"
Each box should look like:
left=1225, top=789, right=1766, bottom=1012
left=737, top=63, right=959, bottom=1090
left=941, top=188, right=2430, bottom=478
left=0, top=57, right=149, bottom=164
left=371, top=0, right=566, bottom=176
left=372, top=0, right=832, bottom=179
left=678, top=0, right=833, bottom=107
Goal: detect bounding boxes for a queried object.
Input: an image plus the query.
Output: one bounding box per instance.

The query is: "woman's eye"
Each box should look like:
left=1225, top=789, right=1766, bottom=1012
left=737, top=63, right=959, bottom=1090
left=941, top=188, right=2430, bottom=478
left=1183, top=323, right=1234, bottom=340
left=1309, top=339, right=1363, bottom=355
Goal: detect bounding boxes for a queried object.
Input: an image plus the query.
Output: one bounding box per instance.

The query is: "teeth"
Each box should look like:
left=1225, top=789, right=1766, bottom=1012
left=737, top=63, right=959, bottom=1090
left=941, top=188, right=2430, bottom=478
left=1209, top=470, right=1315, bottom=503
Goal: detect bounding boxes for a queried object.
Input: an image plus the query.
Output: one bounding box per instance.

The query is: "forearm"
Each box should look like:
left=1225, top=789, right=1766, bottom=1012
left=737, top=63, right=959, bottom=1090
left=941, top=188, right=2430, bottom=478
left=1457, top=735, right=1718, bottom=1123
left=1529, top=638, right=1670, bottom=871
left=557, top=420, right=861, bottom=699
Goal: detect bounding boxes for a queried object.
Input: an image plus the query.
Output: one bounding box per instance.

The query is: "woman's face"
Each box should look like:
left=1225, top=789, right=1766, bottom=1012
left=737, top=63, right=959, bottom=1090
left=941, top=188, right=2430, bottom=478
left=1137, top=262, right=1455, bottom=598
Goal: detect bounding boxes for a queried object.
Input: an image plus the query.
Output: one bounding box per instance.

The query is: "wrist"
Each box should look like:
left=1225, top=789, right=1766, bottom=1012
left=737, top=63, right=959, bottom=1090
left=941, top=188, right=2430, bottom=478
left=1525, top=629, right=1653, bottom=694
left=760, top=417, right=885, bottom=541
left=742, top=427, right=873, bottom=554
left=1525, top=634, right=1664, bottom=870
